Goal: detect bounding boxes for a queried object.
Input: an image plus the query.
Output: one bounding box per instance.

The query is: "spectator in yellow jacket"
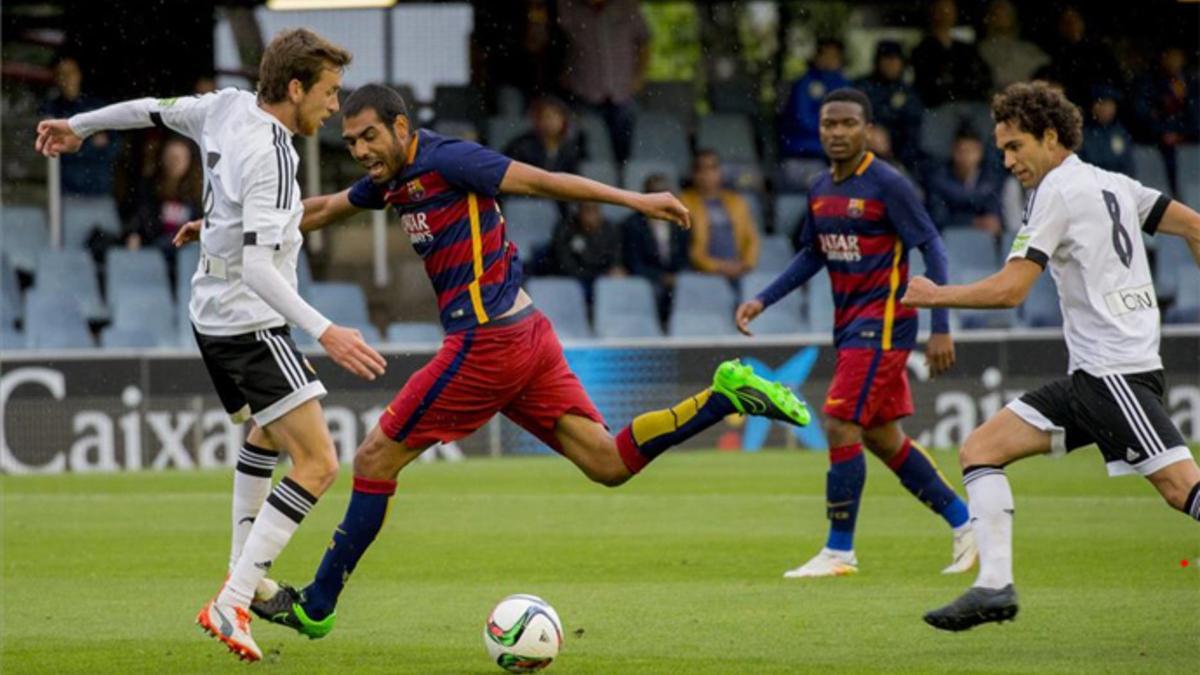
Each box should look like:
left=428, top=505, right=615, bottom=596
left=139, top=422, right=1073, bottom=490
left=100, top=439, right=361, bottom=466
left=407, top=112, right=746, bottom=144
left=681, top=149, right=759, bottom=280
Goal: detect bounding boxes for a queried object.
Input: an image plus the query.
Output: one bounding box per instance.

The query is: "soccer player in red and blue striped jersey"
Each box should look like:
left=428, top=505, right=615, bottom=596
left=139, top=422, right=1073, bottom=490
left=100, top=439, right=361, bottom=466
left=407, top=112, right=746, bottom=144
left=241, top=84, right=811, bottom=637
left=737, top=88, right=975, bottom=578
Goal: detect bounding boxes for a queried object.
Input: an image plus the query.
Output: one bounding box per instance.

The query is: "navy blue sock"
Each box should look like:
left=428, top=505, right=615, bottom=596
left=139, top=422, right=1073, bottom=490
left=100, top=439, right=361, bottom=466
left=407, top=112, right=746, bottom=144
left=616, top=388, right=736, bottom=473
left=825, top=444, right=866, bottom=552
left=302, top=477, right=396, bottom=620
left=886, top=438, right=969, bottom=528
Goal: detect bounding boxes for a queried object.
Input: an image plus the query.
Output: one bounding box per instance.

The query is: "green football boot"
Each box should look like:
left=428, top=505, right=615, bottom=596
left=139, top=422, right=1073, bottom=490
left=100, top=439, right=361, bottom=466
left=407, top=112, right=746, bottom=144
left=249, top=582, right=336, bottom=640
left=711, top=359, right=811, bottom=427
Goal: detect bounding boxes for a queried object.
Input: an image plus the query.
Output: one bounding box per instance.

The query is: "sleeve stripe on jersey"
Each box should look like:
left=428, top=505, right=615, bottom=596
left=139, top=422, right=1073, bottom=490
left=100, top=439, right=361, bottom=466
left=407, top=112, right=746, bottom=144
left=1024, top=247, right=1049, bottom=268
left=271, top=126, right=294, bottom=209
left=1143, top=194, right=1171, bottom=235
left=149, top=111, right=166, bottom=129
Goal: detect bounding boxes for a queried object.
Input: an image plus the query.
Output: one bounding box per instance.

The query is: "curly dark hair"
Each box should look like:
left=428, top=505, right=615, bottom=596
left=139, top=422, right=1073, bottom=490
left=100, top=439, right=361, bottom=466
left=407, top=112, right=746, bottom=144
left=990, top=81, right=1083, bottom=150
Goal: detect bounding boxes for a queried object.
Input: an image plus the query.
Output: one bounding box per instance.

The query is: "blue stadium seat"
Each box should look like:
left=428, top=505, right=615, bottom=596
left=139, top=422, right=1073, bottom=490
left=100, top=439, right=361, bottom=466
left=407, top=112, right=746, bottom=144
left=101, top=326, right=162, bottom=349
left=385, top=321, right=443, bottom=345
left=486, top=115, right=530, bottom=151
left=1020, top=273, right=1063, bottom=327
left=1, top=206, right=49, bottom=273
left=432, top=119, right=479, bottom=143
left=34, top=248, right=106, bottom=320
left=637, top=81, right=696, bottom=124
left=296, top=248, right=314, bottom=296
left=308, top=281, right=371, bottom=326
left=773, top=194, right=808, bottom=237
left=62, top=195, right=121, bottom=249
left=0, top=323, right=25, bottom=350
left=805, top=271, right=835, bottom=333
left=741, top=191, right=765, bottom=231
left=1177, top=144, right=1200, bottom=210
left=709, top=78, right=759, bottom=116
left=578, top=160, right=619, bottom=188
left=1166, top=267, right=1200, bottom=324
left=175, top=244, right=201, bottom=300
left=1132, top=145, right=1173, bottom=196
left=741, top=271, right=804, bottom=335
left=25, top=288, right=93, bottom=349
left=577, top=113, right=614, bottom=162
left=106, top=249, right=170, bottom=297
left=594, top=276, right=658, bottom=325
left=672, top=272, right=737, bottom=317
left=111, top=287, right=176, bottom=345
left=1, top=254, right=22, bottom=326
left=755, top=235, right=794, bottom=273
left=596, top=313, right=663, bottom=339
left=622, top=159, right=679, bottom=193
left=502, top=198, right=559, bottom=264
left=1155, top=236, right=1193, bottom=299
left=697, top=113, right=757, bottom=163
left=630, top=112, right=691, bottom=175
left=526, top=277, right=592, bottom=339
left=957, top=307, right=1018, bottom=330
left=668, top=310, right=738, bottom=337
left=942, top=229, right=1001, bottom=280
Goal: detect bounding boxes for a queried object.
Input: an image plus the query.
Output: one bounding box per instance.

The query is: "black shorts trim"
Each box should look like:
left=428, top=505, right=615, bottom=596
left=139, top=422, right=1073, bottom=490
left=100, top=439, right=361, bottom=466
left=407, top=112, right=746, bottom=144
left=193, top=324, right=324, bottom=425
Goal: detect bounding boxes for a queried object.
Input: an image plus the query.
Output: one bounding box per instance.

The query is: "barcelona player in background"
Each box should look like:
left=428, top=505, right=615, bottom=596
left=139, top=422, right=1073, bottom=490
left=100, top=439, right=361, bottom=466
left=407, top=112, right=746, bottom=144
left=736, top=88, right=976, bottom=578
left=173, top=83, right=811, bottom=637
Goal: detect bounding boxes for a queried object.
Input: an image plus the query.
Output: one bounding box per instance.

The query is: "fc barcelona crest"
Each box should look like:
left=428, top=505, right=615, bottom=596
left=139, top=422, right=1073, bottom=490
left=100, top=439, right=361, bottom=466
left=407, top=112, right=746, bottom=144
left=407, top=178, right=425, bottom=200
left=847, top=198, right=865, bottom=218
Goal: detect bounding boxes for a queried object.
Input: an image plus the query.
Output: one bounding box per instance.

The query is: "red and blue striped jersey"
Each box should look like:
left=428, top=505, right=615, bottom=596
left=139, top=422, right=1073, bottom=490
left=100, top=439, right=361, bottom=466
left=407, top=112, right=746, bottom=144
left=799, top=152, right=941, bottom=350
left=348, top=130, right=520, bottom=333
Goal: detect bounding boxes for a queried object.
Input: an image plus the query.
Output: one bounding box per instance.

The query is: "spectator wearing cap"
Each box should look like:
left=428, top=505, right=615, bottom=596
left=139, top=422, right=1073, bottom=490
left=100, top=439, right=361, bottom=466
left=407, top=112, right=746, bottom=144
left=926, top=129, right=1004, bottom=235
left=681, top=150, right=759, bottom=280
left=910, top=0, right=993, bottom=108
left=856, top=40, right=923, bottom=171
left=503, top=96, right=585, bottom=175
left=621, top=173, right=690, bottom=323
left=779, top=38, right=849, bottom=159
left=1080, top=85, right=1135, bottom=177
left=977, top=0, right=1049, bottom=91
left=38, top=55, right=120, bottom=197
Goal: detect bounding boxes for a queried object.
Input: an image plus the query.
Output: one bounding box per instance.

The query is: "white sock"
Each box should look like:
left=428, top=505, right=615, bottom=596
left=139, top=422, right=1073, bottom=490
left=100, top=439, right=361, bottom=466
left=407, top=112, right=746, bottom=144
left=230, top=443, right=279, bottom=571
left=219, top=476, right=316, bottom=607
left=963, top=465, right=1015, bottom=589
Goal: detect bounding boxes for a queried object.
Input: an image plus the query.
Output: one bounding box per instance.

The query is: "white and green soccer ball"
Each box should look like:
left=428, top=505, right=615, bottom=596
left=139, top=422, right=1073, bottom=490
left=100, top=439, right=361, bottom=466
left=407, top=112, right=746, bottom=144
left=483, top=594, right=563, bottom=673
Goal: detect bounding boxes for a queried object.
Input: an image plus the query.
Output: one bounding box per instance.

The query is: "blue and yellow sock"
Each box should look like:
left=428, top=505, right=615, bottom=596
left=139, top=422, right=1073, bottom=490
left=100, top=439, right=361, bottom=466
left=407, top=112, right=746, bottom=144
left=886, top=438, right=969, bottom=529
left=616, top=389, right=736, bottom=474
left=301, top=476, right=396, bottom=620
left=825, top=443, right=866, bottom=552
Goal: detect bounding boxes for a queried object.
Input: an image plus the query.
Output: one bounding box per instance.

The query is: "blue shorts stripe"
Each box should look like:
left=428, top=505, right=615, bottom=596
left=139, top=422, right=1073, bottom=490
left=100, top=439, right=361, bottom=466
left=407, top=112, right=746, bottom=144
left=851, top=349, right=884, bottom=424
left=393, top=330, right=476, bottom=441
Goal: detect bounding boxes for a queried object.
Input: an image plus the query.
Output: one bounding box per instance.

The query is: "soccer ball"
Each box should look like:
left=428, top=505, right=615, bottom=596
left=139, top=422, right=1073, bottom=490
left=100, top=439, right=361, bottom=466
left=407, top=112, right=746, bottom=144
left=483, top=594, right=563, bottom=672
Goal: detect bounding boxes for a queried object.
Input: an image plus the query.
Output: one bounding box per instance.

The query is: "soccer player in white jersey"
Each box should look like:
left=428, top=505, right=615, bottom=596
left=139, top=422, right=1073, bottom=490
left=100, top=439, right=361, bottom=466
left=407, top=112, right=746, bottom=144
left=901, top=81, right=1200, bottom=631
left=34, top=29, right=387, bottom=660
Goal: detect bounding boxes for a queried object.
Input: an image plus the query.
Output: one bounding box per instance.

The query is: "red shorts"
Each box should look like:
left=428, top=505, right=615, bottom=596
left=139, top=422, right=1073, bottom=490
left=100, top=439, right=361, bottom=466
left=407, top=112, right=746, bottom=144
left=823, top=348, right=913, bottom=429
left=379, top=309, right=605, bottom=452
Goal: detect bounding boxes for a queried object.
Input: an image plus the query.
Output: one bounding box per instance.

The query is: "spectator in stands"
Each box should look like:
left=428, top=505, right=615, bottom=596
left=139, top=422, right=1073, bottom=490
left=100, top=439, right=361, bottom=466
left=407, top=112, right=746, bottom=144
left=1132, top=46, right=1200, bottom=152
left=866, top=125, right=922, bottom=198
left=780, top=38, right=849, bottom=159
left=126, top=136, right=203, bottom=269
left=1041, top=6, right=1123, bottom=108
left=38, top=55, right=119, bottom=197
left=681, top=150, right=759, bottom=280
left=556, top=0, right=650, bottom=162
left=977, top=0, right=1048, bottom=91
left=549, top=201, right=624, bottom=299
left=856, top=40, right=923, bottom=170
left=926, top=129, right=1004, bottom=235
left=1080, top=85, right=1135, bottom=177
left=502, top=96, right=584, bottom=175
left=910, top=0, right=993, bottom=108
left=621, top=174, right=690, bottom=322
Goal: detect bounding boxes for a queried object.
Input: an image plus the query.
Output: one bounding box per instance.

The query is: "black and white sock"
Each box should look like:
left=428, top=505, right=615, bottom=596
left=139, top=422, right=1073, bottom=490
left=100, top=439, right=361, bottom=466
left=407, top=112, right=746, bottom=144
left=229, top=443, right=280, bottom=571
left=219, top=477, right=317, bottom=607
left=1186, top=482, right=1200, bottom=522
left=963, top=464, right=1015, bottom=589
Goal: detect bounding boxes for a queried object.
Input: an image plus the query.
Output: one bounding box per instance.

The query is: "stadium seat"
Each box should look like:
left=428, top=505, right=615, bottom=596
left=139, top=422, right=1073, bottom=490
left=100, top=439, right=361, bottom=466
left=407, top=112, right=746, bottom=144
left=578, top=159, right=619, bottom=188
left=100, top=326, right=162, bottom=349
left=776, top=158, right=827, bottom=193
left=709, top=78, right=759, bottom=116
left=668, top=310, right=738, bottom=337
left=630, top=111, right=691, bottom=175
left=296, top=248, right=314, bottom=296
left=25, top=288, right=93, bottom=349
left=496, top=85, right=525, bottom=117
left=111, top=287, right=176, bottom=345
left=1132, top=145, right=1173, bottom=196
left=175, top=243, right=201, bottom=299
left=773, top=193, right=808, bottom=237
left=34, top=248, right=106, bottom=321
left=502, top=198, right=559, bottom=264
left=697, top=113, right=757, bottom=163
left=920, top=103, right=992, bottom=161
left=942, top=229, right=1001, bottom=280
left=594, top=276, right=658, bottom=326
left=577, top=113, right=614, bottom=162
left=106, top=249, right=170, bottom=297
left=741, top=271, right=804, bottom=335
left=805, top=271, right=835, bottom=333
left=526, top=277, right=591, bottom=339
left=1, top=206, right=49, bottom=273
left=595, top=313, right=663, bottom=339
left=432, top=84, right=485, bottom=126
left=1166, top=267, right=1200, bottom=324
left=622, top=159, right=679, bottom=193
left=308, top=281, right=371, bottom=326
left=1, top=254, right=22, bottom=325
left=1155, top=235, right=1193, bottom=299
left=1020, top=273, right=1063, bottom=327
left=741, top=191, right=765, bottom=231
left=637, top=81, right=696, bottom=124
left=1176, top=144, right=1200, bottom=210
left=385, top=321, right=443, bottom=345
left=672, top=272, right=737, bottom=318
left=754, top=235, right=794, bottom=274
left=486, top=115, right=530, bottom=151
left=62, top=195, right=121, bottom=249
left=957, top=307, right=1017, bottom=330
left=0, top=323, right=24, bottom=350
left=432, top=119, right=479, bottom=142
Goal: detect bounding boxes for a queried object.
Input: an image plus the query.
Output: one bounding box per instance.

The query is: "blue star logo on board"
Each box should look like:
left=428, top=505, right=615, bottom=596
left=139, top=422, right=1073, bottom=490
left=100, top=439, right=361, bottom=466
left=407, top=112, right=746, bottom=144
left=739, top=347, right=824, bottom=451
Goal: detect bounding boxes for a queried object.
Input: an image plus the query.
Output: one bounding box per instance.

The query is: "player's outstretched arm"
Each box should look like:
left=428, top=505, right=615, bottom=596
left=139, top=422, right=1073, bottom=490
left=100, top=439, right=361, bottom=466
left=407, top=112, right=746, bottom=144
left=37, top=94, right=213, bottom=158
left=300, top=189, right=364, bottom=233
left=735, top=247, right=824, bottom=336
left=1154, top=200, right=1200, bottom=267
left=499, top=161, right=691, bottom=229
left=901, top=259, right=1042, bottom=310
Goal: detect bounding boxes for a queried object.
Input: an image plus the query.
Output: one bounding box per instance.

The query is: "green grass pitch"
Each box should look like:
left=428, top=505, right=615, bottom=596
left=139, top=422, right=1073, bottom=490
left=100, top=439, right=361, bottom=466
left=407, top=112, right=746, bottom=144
left=2, top=448, right=1197, bottom=674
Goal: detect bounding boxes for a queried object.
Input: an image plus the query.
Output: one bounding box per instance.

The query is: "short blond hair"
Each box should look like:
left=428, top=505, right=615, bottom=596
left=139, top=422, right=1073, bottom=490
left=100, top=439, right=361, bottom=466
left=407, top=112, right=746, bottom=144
left=257, top=28, right=352, bottom=104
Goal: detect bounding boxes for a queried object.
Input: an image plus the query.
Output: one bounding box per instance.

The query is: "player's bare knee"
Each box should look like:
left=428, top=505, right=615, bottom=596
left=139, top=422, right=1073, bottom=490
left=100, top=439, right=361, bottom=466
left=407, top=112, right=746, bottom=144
left=958, top=431, right=992, bottom=469
left=587, top=461, right=631, bottom=488
left=824, top=418, right=860, bottom=449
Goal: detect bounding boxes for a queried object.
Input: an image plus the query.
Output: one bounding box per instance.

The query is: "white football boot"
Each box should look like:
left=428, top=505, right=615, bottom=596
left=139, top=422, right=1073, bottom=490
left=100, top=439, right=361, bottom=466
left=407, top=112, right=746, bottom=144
left=196, top=597, right=263, bottom=662
left=942, top=526, right=978, bottom=574
left=783, top=548, right=859, bottom=578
